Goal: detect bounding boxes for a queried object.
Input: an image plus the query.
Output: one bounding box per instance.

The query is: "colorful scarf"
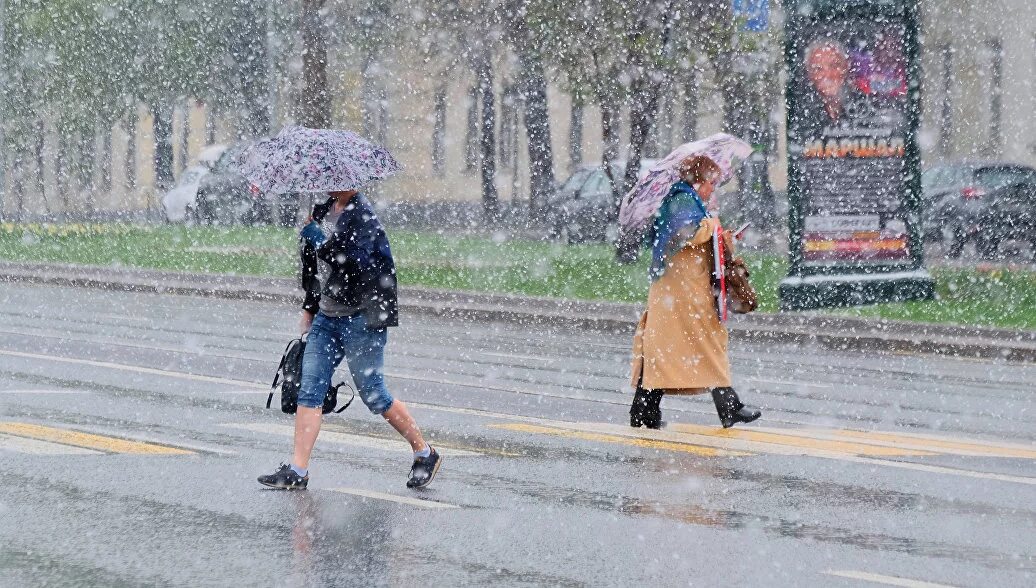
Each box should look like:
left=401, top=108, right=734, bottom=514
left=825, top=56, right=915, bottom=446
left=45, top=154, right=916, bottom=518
left=649, top=181, right=709, bottom=281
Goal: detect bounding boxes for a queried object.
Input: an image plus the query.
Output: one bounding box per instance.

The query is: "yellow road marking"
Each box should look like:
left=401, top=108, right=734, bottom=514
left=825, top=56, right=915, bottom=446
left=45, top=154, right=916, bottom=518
left=669, top=423, right=934, bottom=457
left=831, top=429, right=1036, bottom=459
left=491, top=423, right=750, bottom=457
left=0, top=422, right=193, bottom=455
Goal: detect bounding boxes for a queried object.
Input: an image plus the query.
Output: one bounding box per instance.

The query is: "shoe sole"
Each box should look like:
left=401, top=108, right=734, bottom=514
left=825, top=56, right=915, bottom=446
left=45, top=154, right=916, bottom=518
left=407, top=454, right=443, bottom=489
left=721, top=412, right=762, bottom=429
left=258, top=479, right=308, bottom=490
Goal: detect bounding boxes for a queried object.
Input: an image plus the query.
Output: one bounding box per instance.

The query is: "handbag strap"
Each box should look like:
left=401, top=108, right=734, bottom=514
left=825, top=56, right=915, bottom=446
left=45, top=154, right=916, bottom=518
left=331, top=383, right=356, bottom=414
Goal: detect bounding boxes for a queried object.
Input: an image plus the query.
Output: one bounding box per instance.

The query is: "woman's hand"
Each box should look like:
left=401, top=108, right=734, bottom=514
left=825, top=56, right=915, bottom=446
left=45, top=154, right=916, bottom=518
left=300, top=311, right=315, bottom=335
left=722, top=228, right=736, bottom=256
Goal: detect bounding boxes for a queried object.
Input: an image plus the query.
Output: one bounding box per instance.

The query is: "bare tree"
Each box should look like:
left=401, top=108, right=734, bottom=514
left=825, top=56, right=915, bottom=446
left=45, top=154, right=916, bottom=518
left=300, top=0, right=331, bottom=129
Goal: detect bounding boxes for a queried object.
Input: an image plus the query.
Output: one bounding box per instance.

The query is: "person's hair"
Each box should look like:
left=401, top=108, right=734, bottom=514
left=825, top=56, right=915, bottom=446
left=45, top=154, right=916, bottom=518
left=678, top=155, right=721, bottom=185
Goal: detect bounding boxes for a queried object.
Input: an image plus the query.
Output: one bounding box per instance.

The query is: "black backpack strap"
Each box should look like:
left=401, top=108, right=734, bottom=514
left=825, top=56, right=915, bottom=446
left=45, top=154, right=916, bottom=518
left=332, top=383, right=356, bottom=413
left=267, top=339, right=295, bottom=409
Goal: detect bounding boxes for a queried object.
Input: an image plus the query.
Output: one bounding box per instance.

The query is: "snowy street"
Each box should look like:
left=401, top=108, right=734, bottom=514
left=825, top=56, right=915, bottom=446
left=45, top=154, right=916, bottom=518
left=0, top=282, right=1033, bottom=586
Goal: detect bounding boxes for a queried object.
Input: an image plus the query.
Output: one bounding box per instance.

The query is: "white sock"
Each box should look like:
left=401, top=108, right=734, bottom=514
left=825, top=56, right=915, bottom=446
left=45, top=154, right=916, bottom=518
left=414, top=446, right=431, bottom=458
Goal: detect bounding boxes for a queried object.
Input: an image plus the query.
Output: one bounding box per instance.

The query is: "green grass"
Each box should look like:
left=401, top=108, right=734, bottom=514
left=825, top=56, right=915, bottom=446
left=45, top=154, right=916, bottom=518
left=1, top=223, right=1034, bottom=330
left=833, top=267, right=1036, bottom=330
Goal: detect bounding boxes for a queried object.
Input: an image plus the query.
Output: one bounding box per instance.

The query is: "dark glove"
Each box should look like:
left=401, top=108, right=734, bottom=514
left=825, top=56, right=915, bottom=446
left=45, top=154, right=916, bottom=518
left=300, top=221, right=327, bottom=248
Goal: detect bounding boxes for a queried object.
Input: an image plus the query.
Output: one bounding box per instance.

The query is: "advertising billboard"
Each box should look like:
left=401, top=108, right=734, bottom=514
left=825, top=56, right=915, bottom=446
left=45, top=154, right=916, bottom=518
left=780, top=0, right=934, bottom=310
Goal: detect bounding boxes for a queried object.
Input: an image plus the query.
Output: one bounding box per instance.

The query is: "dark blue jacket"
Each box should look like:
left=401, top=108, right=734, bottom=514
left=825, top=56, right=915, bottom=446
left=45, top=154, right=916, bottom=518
left=301, top=195, right=398, bottom=329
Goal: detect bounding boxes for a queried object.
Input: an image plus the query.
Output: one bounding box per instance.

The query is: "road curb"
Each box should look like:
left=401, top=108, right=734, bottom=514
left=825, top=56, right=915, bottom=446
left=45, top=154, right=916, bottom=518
left=1, top=260, right=1034, bottom=363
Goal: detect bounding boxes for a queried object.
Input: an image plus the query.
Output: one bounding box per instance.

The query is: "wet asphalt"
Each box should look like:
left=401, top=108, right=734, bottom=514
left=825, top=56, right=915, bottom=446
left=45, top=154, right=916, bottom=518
left=0, top=282, right=1033, bottom=587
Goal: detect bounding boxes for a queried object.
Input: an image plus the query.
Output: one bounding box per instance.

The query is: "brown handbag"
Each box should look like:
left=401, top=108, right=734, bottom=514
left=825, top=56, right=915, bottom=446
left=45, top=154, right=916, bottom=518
left=724, top=256, right=758, bottom=313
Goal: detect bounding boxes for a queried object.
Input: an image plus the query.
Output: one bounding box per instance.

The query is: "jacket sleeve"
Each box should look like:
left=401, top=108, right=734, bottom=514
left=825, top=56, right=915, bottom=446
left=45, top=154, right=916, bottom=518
left=688, top=217, right=718, bottom=246
left=300, top=239, right=321, bottom=314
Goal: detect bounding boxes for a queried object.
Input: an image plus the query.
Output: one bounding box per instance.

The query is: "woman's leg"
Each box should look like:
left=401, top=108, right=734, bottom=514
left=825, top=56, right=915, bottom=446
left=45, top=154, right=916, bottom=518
left=292, top=315, right=345, bottom=469
left=341, top=316, right=427, bottom=452
left=382, top=400, right=427, bottom=453
left=711, top=387, right=762, bottom=429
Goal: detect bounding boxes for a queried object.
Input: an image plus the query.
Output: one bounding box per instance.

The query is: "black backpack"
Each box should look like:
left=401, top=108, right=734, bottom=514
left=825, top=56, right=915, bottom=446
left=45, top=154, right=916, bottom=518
left=266, top=336, right=354, bottom=415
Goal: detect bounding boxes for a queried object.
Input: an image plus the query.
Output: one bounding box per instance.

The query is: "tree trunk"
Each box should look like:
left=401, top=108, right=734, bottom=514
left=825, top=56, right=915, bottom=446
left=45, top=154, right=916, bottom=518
left=179, top=99, right=191, bottom=172
left=519, top=47, right=554, bottom=218
left=476, top=49, right=498, bottom=219
left=432, top=84, right=447, bottom=176
left=361, top=52, right=378, bottom=141
left=600, top=96, right=621, bottom=168
left=55, top=128, right=72, bottom=211
left=33, top=120, right=49, bottom=212
left=568, top=101, right=583, bottom=173
left=125, top=109, right=137, bottom=193
left=300, top=0, right=330, bottom=129
left=205, top=104, right=217, bottom=144
left=99, top=120, right=113, bottom=194
left=498, top=82, right=513, bottom=170
left=11, top=152, right=26, bottom=221
left=681, top=75, right=699, bottom=141
left=231, top=1, right=271, bottom=137
left=78, top=127, right=97, bottom=213
left=152, top=102, right=175, bottom=193
left=464, top=83, right=479, bottom=173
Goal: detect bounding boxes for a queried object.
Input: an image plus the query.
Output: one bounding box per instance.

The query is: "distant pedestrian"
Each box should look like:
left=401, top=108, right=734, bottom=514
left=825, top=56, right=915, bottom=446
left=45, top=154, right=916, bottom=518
left=629, top=155, right=762, bottom=429
left=258, top=190, right=442, bottom=490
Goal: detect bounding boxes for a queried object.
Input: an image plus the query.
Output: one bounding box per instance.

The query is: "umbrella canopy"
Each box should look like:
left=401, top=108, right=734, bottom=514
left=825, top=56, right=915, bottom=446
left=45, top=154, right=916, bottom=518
left=618, top=133, right=753, bottom=231
left=233, top=126, right=401, bottom=194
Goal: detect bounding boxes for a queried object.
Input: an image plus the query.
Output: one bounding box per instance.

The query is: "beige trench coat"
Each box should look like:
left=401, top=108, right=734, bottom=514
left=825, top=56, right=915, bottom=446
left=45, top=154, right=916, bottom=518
left=630, top=217, right=732, bottom=394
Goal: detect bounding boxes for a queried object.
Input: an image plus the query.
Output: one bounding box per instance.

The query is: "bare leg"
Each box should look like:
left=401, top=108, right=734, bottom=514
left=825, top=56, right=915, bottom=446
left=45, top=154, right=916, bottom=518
left=382, top=400, right=427, bottom=452
left=292, top=406, right=323, bottom=470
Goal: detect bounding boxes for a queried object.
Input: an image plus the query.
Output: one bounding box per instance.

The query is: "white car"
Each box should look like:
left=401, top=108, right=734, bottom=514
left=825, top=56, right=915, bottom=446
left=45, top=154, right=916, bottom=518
left=161, top=144, right=227, bottom=222
left=162, top=165, right=211, bottom=222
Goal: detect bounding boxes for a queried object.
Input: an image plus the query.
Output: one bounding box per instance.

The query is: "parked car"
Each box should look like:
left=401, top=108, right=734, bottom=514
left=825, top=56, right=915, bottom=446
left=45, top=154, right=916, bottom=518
left=547, top=160, right=657, bottom=244
left=193, top=142, right=272, bottom=226
left=960, top=182, right=1036, bottom=259
left=923, top=162, right=1036, bottom=256
left=160, top=144, right=227, bottom=223
left=162, top=165, right=210, bottom=222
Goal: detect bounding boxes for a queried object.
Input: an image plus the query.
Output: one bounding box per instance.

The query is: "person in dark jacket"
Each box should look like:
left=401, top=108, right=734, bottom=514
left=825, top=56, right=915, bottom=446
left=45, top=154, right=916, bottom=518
left=258, top=190, right=442, bottom=490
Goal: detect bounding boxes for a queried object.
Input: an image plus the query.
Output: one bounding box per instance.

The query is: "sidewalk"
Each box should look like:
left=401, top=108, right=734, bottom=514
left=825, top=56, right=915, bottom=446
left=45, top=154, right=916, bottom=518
left=1, top=260, right=1034, bottom=363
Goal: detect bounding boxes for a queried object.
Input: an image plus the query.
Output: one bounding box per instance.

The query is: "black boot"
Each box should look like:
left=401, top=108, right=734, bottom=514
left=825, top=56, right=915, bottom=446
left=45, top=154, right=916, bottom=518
left=643, top=390, right=665, bottom=429
left=711, top=387, right=761, bottom=429
left=630, top=387, right=651, bottom=428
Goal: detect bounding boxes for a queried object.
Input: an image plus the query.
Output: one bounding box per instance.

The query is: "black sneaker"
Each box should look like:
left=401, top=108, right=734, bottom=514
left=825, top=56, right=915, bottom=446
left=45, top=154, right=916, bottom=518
left=406, top=447, right=442, bottom=489
left=258, top=463, right=309, bottom=490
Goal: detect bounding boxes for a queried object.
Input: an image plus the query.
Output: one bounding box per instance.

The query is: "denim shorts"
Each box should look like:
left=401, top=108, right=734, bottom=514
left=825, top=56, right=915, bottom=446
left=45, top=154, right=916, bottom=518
left=298, top=311, right=394, bottom=415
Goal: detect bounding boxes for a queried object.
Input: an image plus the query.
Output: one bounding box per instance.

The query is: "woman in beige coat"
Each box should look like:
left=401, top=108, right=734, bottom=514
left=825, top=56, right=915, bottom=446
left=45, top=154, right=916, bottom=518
left=629, top=155, right=762, bottom=429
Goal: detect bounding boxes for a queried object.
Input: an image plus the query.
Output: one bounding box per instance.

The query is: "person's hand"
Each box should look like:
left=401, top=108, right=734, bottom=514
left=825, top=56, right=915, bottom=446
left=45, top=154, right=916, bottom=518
left=299, top=311, right=314, bottom=335
left=300, top=221, right=326, bottom=248
left=721, top=228, right=736, bottom=256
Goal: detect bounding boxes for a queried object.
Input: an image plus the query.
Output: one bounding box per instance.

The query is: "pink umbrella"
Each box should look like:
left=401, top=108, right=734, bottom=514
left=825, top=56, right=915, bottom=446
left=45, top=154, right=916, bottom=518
left=618, top=133, right=753, bottom=231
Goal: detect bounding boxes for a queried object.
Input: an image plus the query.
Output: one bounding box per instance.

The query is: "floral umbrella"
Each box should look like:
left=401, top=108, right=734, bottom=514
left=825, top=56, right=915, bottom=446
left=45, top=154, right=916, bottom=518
left=233, top=126, right=401, bottom=194
left=618, top=133, right=753, bottom=231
